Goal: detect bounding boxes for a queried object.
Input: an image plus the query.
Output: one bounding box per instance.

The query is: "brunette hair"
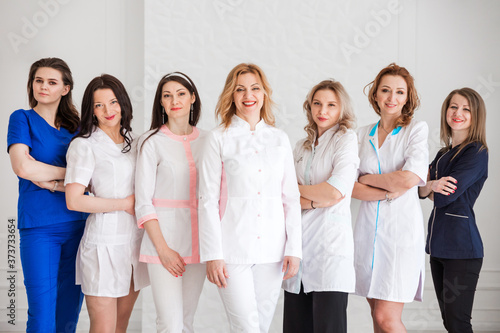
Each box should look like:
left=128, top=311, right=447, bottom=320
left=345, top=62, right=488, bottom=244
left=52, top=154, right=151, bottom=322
left=75, top=74, right=133, bottom=153
left=303, top=79, right=356, bottom=149
left=215, top=63, right=275, bottom=128
left=140, top=72, right=201, bottom=150
left=27, top=57, right=80, bottom=133
left=440, top=87, right=488, bottom=157
left=365, top=63, right=420, bottom=127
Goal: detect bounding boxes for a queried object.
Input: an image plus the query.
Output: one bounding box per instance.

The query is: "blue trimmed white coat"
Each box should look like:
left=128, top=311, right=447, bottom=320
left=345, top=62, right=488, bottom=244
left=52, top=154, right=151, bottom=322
left=353, top=119, right=428, bottom=302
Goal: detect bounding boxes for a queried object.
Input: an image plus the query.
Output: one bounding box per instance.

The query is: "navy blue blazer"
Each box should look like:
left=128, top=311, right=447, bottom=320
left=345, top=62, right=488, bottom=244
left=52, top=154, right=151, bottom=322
left=425, top=142, right=488, bottom=259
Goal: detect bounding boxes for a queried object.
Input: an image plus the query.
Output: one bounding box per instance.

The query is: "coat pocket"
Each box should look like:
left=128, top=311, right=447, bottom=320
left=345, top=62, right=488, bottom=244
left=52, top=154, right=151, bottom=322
left=445, top=213, right=469, bottom=219
left=322, top=213, right=353, bottom=258
left=443, top=213, right=472, bottom=251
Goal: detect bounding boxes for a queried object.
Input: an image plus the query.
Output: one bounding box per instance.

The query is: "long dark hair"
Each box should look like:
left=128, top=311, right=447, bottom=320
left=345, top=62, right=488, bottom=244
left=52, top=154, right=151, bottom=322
left=75, top=74, right=133, bottom=153
left=27, top=57, right=80, bottom=133
left=141, top=72, right=201, bottom=149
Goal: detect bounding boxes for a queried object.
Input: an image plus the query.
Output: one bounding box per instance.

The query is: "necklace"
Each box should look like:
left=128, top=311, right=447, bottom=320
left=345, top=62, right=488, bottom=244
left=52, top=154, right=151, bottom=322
left=379, top=122, right=392, bottom=134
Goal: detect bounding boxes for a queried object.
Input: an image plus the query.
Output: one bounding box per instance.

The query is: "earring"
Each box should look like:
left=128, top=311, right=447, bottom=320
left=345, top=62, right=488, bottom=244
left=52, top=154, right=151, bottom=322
left=162, top=106, right=165, bottom=124
left=190, top=104, right=194, bottom=123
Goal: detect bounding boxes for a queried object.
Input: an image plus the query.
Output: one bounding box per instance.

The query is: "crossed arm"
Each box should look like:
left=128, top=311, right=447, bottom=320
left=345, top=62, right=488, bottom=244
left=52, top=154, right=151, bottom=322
left=9, top=143, right=66, bottom=192
left=352, top=170, right=421, bottom=201
left=299, top=182, right=344, bottom=209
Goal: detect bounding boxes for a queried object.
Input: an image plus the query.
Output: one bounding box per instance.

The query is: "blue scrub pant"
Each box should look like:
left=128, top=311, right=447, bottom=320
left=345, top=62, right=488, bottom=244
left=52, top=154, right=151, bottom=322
left=20, top=220, right=85, bottom=333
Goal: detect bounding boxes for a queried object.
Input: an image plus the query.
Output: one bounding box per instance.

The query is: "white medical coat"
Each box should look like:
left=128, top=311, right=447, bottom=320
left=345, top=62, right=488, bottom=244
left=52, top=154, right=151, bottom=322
left=65, top=128, right=149, bottom=297
left=354, top=119, right=428, bottom=302
left=283, top=125, right=359, bottom=294
left=198, top=116, right=302, bottom=264
left=135, top=126, right=206, bottom=264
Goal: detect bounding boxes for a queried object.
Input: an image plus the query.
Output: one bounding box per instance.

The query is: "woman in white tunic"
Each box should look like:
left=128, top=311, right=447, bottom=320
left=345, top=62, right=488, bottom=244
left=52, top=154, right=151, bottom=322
left=135, top=72, right=206, bottom=332
left=199, top=63, right=302, bottom=333
left=282, top=79, right=359, bottom=333
left=352, top=64, right=428, bottom=332
left=65, top=74, right=149, bottom=333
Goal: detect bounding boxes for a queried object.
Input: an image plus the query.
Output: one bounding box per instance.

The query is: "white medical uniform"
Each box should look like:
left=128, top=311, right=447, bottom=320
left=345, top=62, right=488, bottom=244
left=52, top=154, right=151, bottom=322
left=65, top=128, right=149, bottom=297
left=354, top=119, right=428, bottom=302
left=198, top=115, right=302, bottom=332
left=135, top=126, right=206, bottom=333
left=283, top=125, right=359, bottom=294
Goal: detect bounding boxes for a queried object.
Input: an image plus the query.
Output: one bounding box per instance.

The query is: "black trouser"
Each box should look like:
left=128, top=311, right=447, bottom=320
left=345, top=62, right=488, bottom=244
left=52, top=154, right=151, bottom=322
left=430, top=256, right=483, bottom=333
left=283, top=283, right=348, bottom=333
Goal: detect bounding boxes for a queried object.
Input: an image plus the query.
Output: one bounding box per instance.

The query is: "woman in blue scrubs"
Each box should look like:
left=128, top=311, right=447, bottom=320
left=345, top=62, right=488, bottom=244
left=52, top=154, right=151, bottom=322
left=7, top=58, right=87, bottom=332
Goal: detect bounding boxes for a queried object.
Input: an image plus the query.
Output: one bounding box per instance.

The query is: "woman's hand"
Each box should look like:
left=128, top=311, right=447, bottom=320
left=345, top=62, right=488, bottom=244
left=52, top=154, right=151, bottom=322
left=207, top=260, right=229, bottom=288
left=282, top=256, right=300, bottom=280
left=32, top=179, right=65, bottom=192
left=386, top=189, right=407, bottom=201
left=315, top=195, right=345, bottom=208
left=32, top=180, right=55, bottom=190
left=124, top=194, right=135, bottom=216
left=430, top=176, right=457, bottom=196
left=158, top=246, right=186, bottom=277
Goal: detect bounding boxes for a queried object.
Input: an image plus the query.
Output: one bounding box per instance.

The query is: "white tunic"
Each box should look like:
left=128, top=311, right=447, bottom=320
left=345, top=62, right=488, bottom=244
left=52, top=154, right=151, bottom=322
left=354, top=119, right=428, bottom=302
left=198, top=116, right=302, bottom=264
left=135, top=126, right=206, bottom=264
left=283, top=125, right=359, bottom=294
left=65, top=128, right=149, bottom=297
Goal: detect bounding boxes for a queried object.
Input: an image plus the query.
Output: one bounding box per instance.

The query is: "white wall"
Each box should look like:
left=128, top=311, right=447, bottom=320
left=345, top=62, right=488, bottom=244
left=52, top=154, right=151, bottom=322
left=1, top=0, right=499, bottom=332
left=0, top=0, right=144, bottom=331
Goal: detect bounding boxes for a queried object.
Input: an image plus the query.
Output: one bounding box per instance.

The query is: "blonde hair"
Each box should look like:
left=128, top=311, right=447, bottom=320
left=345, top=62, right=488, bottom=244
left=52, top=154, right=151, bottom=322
left=215, top=63, right=275, bottom=128
left=440, top=87, right=488, bottom=158
left=365, top=63, right=420, bottom=127
left=303, top=79, right=356, bottom=150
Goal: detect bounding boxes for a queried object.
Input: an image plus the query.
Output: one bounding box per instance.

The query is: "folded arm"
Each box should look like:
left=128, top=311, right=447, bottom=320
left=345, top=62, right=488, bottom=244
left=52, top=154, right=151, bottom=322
left=358, top=170, right=421, bottom=193
left=9, top=143, right=65, bottom=181
left=65, top=182, right=134, bottom=215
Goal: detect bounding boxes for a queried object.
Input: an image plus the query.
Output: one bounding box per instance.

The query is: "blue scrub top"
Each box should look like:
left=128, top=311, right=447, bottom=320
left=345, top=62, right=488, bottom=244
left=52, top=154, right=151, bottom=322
left=7, top=109, right=88, bottom=229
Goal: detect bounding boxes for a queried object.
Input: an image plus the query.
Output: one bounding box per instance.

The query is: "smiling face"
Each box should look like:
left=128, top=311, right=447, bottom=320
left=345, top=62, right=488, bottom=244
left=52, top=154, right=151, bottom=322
left=311, top=89, right=341, bottom=137
left=93, top=88, right=122, bottom=131
left=161, top=80, right=195, bottom=124
left=374, top=75, right=408, bottom=117
left=32, top=67, right=70, bottom=107
left=233, top=72, right=265, bottom=121
left=446, top=93, right=472, bottom=135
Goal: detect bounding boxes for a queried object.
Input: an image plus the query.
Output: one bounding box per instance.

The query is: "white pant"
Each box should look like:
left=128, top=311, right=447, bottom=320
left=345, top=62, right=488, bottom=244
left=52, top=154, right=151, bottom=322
left=148, top=263, right=206, bottom=333
left=218, top=262, right=284, bottom=333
